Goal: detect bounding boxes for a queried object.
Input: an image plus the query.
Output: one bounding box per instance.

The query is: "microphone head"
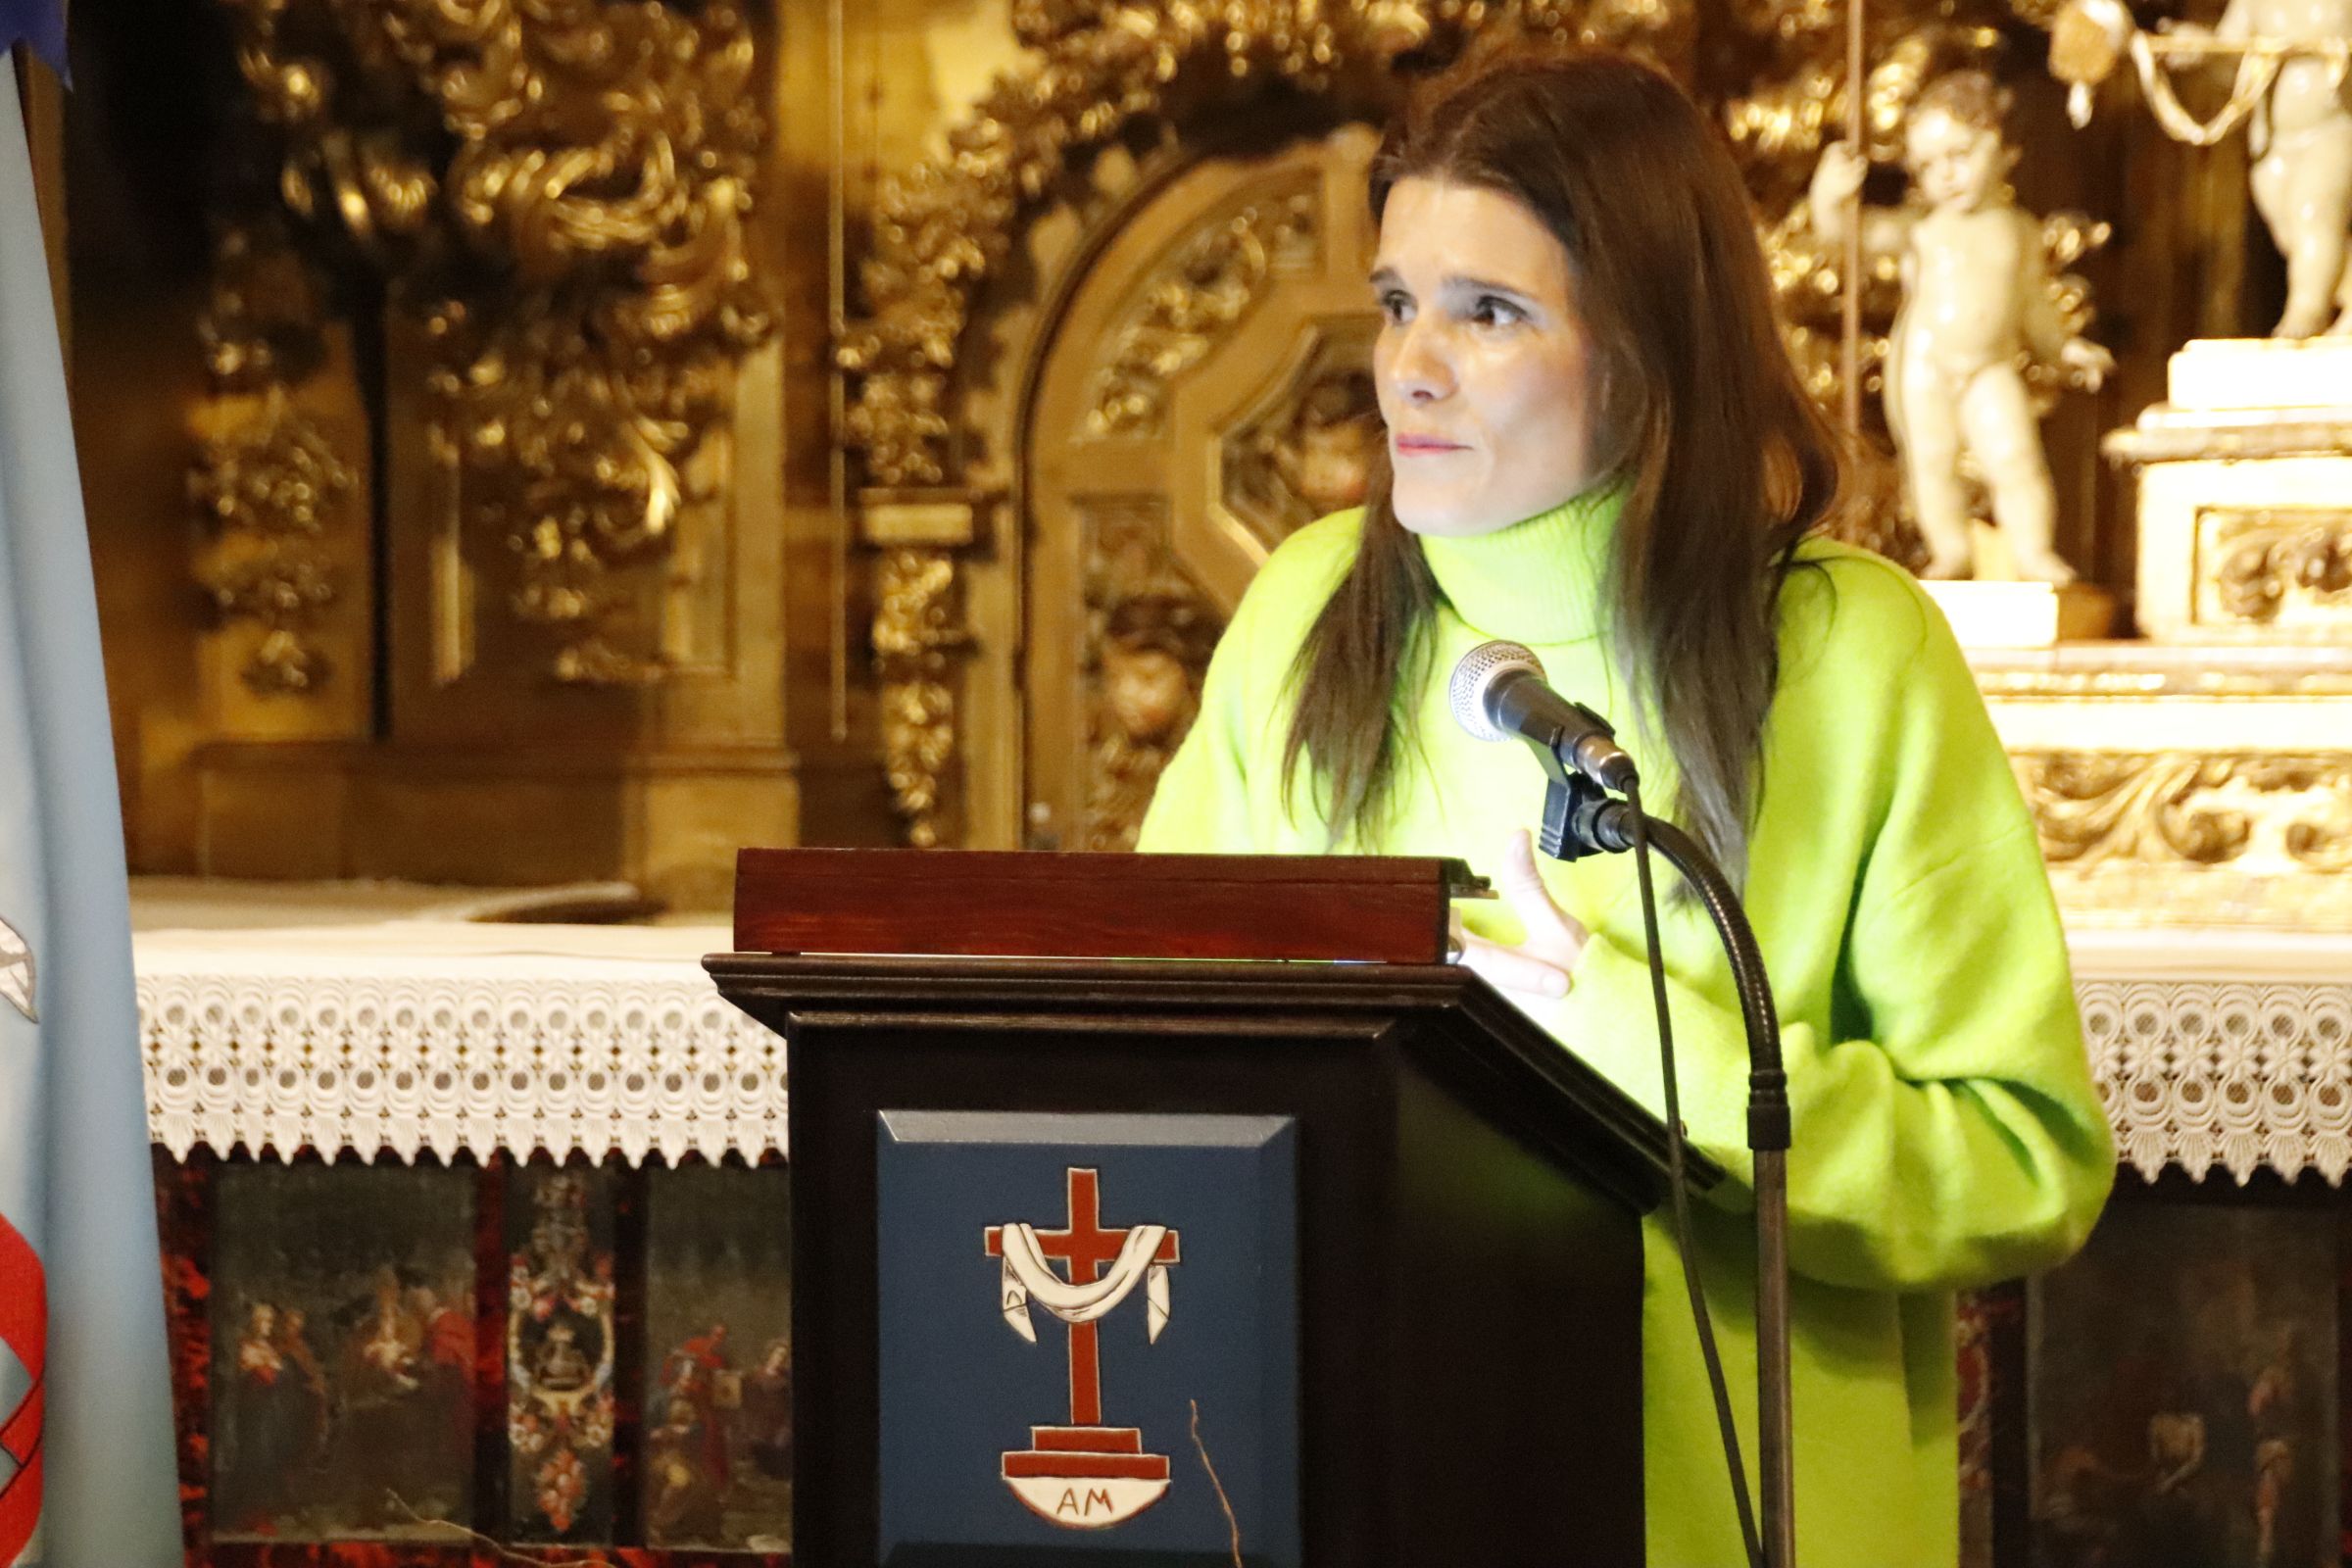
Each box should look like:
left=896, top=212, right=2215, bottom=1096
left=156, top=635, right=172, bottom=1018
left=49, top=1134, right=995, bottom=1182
left=1448, top=639, right=1544, bottom=743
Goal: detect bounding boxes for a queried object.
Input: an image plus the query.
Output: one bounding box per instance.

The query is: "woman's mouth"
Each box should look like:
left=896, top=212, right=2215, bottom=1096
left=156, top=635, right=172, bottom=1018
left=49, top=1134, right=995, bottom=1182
left=1394, top=434, right=1468, bottom=456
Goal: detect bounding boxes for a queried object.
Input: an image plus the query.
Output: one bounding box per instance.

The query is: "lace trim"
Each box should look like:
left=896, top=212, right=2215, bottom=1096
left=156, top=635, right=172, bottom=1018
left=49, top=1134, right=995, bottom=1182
left=2082, top=977, right=2352, bottom=1185
left=140, top=969, right=784, bottom=1166
left=140, top=957, right=2352, bottom=1182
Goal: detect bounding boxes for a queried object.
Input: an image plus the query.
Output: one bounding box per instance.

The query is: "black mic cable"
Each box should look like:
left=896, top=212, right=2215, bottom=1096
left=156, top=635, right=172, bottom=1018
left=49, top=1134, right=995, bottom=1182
left=1622, top=776, right=1764, bottom=1568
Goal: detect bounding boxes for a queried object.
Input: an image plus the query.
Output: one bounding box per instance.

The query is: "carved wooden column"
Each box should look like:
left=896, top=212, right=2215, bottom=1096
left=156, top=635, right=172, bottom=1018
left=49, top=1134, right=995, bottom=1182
left=859, top=490, right=987, bottom=850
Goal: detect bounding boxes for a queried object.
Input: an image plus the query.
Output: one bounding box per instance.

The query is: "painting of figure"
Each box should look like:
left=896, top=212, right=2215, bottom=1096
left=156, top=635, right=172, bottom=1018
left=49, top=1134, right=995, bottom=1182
left=506, top=1164, right=617, bottom=1543
left=2031, top=1200, right=2336, bottom=1568
left=210, top=1161, right=477, bottom=1542
left=644, top=1160, right=792, bottom=1550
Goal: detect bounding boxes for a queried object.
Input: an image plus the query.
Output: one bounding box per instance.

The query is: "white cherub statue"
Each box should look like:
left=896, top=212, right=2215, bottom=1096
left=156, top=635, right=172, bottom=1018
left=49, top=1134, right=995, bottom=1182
left=2217, top=0, right=2352, bottom=336
left=1811, top=72, right=2115, bottom=582
left=2055, top=0, right=2352, bottom=338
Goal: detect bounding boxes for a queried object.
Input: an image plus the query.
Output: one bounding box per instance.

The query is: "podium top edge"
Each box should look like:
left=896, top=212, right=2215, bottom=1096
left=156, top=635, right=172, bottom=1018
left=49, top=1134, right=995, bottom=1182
left=734, top=848, right=1489, bottom=888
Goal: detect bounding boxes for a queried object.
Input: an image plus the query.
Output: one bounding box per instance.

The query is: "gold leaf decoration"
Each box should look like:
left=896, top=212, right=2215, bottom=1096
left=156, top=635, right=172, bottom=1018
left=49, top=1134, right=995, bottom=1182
left=2021, top=753, right=2352, bottom=873
left=216, top=0, right=775, bottom=685
left=1084, top=189, right=1320, bottom=439
left=837, top=0, right=1690, bottom=492
left=874, top=548, right=971, bottom=850
left=189, top=380, right=356, bottom=697
left=2203, top=511, right=2352, bottom=627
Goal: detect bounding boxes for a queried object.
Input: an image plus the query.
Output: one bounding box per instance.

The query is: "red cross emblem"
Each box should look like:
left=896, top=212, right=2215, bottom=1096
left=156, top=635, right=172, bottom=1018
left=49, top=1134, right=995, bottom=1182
left=984, top=1167, right=1181, bottom=1528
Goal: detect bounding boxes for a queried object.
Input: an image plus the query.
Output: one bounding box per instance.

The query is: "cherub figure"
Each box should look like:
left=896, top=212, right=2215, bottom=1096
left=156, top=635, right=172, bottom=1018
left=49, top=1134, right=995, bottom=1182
left=2057, top=0, right=2352, bottom=337
left=1811, top=72, right=2114, bottom=582
left=2187, top=0, right=2352, bottom=337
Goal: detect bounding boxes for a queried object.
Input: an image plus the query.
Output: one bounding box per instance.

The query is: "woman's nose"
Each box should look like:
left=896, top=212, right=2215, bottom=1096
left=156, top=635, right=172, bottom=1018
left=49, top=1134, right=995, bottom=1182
left=1383, top=318, right=1453, bottom=403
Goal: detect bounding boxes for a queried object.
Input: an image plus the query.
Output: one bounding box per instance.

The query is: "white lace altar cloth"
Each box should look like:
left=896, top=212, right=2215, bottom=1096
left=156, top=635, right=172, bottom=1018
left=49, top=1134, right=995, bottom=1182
left=2071, top=929, right=2352, bottom=1186
left=136, top=922, right=2352, bottom=1183
left=136, top=922, right=780, bottom=1166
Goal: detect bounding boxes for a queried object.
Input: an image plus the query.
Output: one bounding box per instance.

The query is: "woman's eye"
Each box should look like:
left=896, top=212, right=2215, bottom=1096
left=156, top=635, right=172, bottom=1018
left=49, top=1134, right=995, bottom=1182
left=1468, top=296, right=1523, bottom=328
left=1378, top=290, right=1413, bottom=323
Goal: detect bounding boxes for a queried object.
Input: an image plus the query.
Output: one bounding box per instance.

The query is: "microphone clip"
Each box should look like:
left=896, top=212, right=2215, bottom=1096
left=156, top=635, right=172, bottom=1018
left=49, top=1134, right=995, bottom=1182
left=1540, top=770, right=1639, bottom=862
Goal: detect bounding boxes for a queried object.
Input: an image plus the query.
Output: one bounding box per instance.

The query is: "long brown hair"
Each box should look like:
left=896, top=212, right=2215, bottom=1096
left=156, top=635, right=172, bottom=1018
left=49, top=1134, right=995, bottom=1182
left=1281, top=50, right=1855, bottom=879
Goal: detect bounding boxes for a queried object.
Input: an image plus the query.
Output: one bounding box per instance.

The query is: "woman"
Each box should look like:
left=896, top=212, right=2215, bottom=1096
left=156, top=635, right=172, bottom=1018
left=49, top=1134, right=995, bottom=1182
left=1137, top=50, right=2113, bottom=1567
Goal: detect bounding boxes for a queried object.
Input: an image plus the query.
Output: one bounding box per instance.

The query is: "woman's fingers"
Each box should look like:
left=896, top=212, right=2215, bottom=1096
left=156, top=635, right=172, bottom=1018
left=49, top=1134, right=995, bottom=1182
left=1459, top=933, right=1572, bottom=1000
left=1448, top=830, right=1592, bottom=1003
left=1496, top=828, right=1590, bottom=964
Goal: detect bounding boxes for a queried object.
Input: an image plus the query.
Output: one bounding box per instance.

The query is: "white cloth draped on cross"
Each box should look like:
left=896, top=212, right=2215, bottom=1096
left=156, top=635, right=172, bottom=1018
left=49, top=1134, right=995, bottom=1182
left=997, top=1222, right=1173, bottom=1345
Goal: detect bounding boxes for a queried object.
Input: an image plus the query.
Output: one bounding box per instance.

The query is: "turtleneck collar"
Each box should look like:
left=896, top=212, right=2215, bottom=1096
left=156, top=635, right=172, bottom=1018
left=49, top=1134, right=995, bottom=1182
left=1415, top=481, right=1625, bottom=646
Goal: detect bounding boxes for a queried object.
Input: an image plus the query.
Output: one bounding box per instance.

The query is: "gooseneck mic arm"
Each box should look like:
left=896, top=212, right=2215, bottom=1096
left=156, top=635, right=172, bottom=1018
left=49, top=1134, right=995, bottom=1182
left=1449, top=640, right=1797, bottom=1568
left=1547, top=805, right=1786, bottom=1125
left=1571, top=794, right=1794, bottom=1568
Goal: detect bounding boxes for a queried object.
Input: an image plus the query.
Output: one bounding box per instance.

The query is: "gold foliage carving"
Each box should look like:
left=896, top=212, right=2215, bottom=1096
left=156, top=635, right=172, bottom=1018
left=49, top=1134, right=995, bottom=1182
left=2201, top=510, right=2352, bottom=627
left=1081, top=508, right=1222, bottom=853
left=2021, top=753, right=2352, bottom=874
left=191, top=224, right=356, bottom=697
left=217, top=0, right=773, bottom=684
left=1225, top=359, right=1382, bottom=543
left=874, top=548, right=972, bottom=850
left=837, top=0, right=1690, bottom=491
left=1086, top=188, right=1320, bottom=438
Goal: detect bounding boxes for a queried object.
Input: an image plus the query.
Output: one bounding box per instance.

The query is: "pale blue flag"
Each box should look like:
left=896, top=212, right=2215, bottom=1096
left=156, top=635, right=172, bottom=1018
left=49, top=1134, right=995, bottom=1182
left=0, top=61, right=183, bottom=1567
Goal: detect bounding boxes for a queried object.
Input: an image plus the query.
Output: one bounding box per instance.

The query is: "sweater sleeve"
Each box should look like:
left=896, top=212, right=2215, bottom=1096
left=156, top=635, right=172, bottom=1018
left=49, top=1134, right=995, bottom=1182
left=1552, top=571, right=2114, bottom=1295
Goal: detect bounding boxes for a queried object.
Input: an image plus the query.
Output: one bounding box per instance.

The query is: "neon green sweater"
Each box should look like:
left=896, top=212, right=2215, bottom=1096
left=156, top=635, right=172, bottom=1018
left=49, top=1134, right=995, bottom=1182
left=1137, top=490, right=2114, bottom=1567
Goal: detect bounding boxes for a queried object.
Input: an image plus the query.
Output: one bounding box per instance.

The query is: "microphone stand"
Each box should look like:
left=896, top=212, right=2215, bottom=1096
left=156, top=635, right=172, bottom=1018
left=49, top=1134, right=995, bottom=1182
left=1540, top=767, right=1796, bottom=1568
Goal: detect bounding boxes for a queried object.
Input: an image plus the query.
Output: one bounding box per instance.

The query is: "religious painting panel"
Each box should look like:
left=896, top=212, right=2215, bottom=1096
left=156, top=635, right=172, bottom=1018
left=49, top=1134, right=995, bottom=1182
left=642, top=1158, right=794, bottom=1551
left=872, top=1110, right=1299, bottom=1564
left=209, top=1159, right=479, bottom=1543
left=2029, top=1193, right=2339, bottom=1568
left=505, top=1162, right=619, bottom=1544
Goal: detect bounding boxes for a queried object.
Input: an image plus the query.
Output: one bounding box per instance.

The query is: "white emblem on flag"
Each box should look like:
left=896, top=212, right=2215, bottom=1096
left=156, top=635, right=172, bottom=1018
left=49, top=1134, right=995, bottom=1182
left=0, top=919, right=30, bottom=1023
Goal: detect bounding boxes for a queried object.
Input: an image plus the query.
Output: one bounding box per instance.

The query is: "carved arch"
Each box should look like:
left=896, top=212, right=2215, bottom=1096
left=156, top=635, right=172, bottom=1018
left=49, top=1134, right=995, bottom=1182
left=841, top=0, right=1691, bottom=488
left=847, top=0, right=1696, bottom=846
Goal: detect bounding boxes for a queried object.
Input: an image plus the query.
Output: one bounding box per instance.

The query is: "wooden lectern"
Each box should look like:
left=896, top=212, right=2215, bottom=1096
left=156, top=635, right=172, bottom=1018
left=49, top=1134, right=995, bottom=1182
left=709, top=849, right=1706, bottom=1567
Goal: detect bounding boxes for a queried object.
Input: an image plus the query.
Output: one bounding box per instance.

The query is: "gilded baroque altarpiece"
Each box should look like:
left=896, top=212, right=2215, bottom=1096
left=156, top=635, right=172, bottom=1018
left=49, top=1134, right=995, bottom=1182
left=37, top=11, right=2349, bottom=1565
left=56, top=0, right=2341, bottom=930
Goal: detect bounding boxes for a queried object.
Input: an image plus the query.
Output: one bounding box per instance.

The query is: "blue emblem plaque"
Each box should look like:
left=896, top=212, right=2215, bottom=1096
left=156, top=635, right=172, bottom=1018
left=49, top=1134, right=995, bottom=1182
left=876, top=1110, right=1299, bottom=1566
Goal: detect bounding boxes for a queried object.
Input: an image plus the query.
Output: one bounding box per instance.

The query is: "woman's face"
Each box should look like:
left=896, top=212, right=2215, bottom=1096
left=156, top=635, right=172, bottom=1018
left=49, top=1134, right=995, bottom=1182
left=1371, top=177, right=1600, bottom=538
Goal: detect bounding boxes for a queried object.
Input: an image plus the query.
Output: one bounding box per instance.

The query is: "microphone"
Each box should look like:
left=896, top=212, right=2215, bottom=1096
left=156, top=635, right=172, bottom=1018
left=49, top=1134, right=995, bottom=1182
left=1447, top=640, right=1640, bottom=791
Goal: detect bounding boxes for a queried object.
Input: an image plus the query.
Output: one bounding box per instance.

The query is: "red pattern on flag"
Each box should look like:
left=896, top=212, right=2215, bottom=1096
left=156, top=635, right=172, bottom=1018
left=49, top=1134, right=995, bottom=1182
left=0, top=1214, right=44, bottom=1565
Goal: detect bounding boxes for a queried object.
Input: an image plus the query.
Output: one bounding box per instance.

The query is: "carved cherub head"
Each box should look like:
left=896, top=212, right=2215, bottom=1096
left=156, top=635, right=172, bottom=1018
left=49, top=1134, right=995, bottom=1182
left=1279, top=369, right=1380, bottom=516
left=1903, top=72, right=2018, bottom=212
left=1100, top=594, right=1206, bottom=746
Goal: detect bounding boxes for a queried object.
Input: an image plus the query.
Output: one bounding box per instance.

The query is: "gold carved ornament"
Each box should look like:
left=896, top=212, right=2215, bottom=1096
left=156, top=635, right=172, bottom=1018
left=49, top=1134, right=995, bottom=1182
left=1085, top=192, right=1321, bottom=439
left=190, top=225, right=356, bottom=696
left=2205, top=511, right=2352, bottom=627
left=214, top=0, right=773, bottom=685
left=839, top=0, right=1689, bottom=846
left=872, top=549, right=970, bottom=850
left=2021, top=753, right=2352, bottom=874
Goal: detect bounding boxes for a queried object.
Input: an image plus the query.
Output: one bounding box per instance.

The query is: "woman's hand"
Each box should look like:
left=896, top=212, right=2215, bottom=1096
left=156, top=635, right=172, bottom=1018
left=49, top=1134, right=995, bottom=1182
left=1454, top=828, right=1591, bottom=1003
